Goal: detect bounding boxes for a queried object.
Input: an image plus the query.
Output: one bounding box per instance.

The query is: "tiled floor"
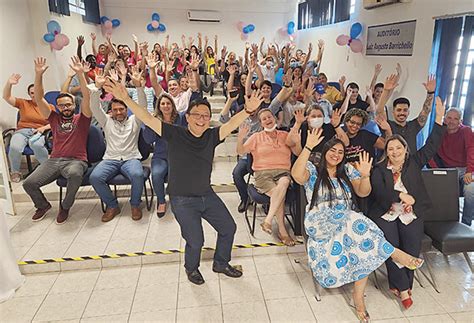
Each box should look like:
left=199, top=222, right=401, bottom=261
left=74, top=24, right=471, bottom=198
left=1, top=252, right=473, bottom=322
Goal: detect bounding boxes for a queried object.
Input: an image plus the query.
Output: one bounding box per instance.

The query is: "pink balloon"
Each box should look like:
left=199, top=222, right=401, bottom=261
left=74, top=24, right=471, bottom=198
left=336, top=34, right=350, bottom=46
left=151, top=20, right=159, bottom=29
left=104, top=20, right=113, bottom=29
left=240, top=33, right=248, bottom=41
left=50, top=39, right=63, bottom=50
left=57, top=34, right=69, bottom=47
left=278, top=27, right=287, bottom=37
left=236, top=21, right=244, bottom=31
left=350, top=39, right=363, bottom=53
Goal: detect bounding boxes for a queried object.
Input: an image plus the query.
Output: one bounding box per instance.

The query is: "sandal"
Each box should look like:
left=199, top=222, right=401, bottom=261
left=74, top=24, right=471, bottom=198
left=278, top=233, right=295, bottom=246
left=389, top=288, right=412, bottom=298
left=157, top=203, right=166, bottom=218
left=407, top=257, right=424, bottom=270
left=350, top=298, right=370, bottom=323
left=260, top=222, right=272, bottom=235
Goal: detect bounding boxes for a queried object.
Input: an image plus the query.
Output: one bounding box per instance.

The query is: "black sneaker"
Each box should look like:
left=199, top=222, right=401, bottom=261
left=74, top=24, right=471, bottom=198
left=212, top=264, right=243, bottom=278
left=237, top=199, right=249, bottom=213
left=186, top=269, right=205, bottom=285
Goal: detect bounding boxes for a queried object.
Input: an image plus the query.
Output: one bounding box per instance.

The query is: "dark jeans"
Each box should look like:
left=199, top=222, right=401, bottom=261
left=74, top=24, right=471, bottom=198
left=374, top=217, right=423, bottom=291
left=170, top=192, right=237, bottom=272
left=232, top=157, right=249, bottom=203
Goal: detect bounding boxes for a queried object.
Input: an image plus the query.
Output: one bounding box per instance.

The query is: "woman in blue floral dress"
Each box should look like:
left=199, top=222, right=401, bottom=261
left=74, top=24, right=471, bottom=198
left=291, top=129, right=423, bottom=322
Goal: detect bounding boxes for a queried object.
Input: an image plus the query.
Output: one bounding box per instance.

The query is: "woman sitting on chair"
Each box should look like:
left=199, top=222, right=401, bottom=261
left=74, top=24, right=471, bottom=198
left=291, top=131, right=424, bottom=322
left=237, top=108, right=300, bottom=246
left=368, top=97, right=446, bottom=309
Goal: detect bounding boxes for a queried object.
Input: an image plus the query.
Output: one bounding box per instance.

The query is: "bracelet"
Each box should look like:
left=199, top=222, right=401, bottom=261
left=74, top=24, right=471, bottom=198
left=244, top=108, right=252, bottom=114
left=192, top=69, right=198, bottom=72
left=427, top=91, right=435, bottom=94
left=304, top=146, right=312, bottom=152
left=283, top=84, right=291, bottom=88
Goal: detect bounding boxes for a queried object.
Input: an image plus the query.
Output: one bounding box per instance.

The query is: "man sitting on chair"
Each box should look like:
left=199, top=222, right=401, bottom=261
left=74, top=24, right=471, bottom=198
left=23, top=57, right=92, bottom=224
left=87, top=67, right=146, bottom=222
left=2, top=74, right=52, bottom=182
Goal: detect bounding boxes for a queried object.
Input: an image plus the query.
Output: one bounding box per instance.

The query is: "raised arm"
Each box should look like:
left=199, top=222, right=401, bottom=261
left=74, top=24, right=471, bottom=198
left=352, top=152, right=373, bottom=198
left=259, top=37, right=266, bottom=58
left=214, top=35, right=218, bottom=59
left=90, top=33, right=98, bottom=56
left=369, top=64, right=382, bottom=92
left=104, top=78, right=162, bottom=135
left=181, top=34, right=187, bottom=50
left=331, top=109, right=349, bottom=147
left=61, top=69, right=79, bottom=94
left=236, top=123, right=250, bottom=156
left=376, top=73, right=399, bottom=118
left=226, top=64, right=237, bottom=92
left=69, top=56, right=92, bottom=118
left=197, top=33, right=203, bottom=52
left=87, top=69, right=108, bottom=127
left=147, top=52, right=164, bottom=97
left=245, top=61, right=255, bottom=97
left=301, top=43, right=312, bottom=72
left=76, top=35, right=85, bottom=61
left=2, top=74, right=21, bottom=106
left=219, top=46, right=227, bottom=73
left=33, top=57, right=53, bottom=118
left=339, top=87, right=352, bottom=115
left=291, top=128, right=324, bottom=184
left=285, top=109, right=306, bottom=156
left=219, top=91, right=239, bottom=123
left=314, top=40, right=324, bottom=75
left=219, top=90, right=264, bottom=140
left=189, top=53, right=201, bottom=91
left=417, top=75, right=436, bottom=128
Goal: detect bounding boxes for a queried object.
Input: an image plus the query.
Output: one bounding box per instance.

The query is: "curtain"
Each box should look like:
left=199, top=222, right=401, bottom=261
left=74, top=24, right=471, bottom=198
left=48, top=0, right=70, bottom=15
left=335, top=0, right=350, bottom=23
left=461, top=16, right=473, bottom=127
left=84, top=0, right=100, bottom=24
left=298, top=0, right=350, bottom=30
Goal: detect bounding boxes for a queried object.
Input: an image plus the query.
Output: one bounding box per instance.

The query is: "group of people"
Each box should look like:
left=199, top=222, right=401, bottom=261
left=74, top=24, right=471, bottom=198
left=2, top=31, right=473, bottom=321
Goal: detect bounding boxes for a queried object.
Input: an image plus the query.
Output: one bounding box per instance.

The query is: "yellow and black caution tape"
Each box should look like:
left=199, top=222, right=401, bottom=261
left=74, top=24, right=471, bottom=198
left=17, top=241, right=302, bottom=265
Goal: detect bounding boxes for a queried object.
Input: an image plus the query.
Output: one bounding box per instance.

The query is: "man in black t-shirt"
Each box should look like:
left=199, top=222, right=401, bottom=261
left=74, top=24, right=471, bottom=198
left=104, top=79, right=264, bottom=285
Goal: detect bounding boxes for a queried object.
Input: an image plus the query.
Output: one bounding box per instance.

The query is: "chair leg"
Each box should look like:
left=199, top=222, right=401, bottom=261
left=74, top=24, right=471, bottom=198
left=59, top=186, right=63, bottom=207
left=372, top=270, right=380, bottom=290
left=144, top=178, right=153, bottom=211
left=26, top=155, right=33, bottom=174
left=244, top=202, right=254, bottom=237
left=418, top=253, right=440, bottom=293
left=251, top=202, right=257, bottom=236
left=463, top=252, right=473, bottom=273
left=312, top=276, right=322, bottom=302
left=101, top=200, right=106, bottom=213
left=414, top=270, right=424, bottom=288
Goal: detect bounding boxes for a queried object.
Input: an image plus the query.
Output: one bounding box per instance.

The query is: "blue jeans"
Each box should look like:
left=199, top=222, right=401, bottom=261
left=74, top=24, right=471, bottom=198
left=90, top=159, right=144, bottom=208
left=170, top=192, right=237, bottom=272
left=151, top=158, right=168, bottom=204
left=8, top=128, right=49, bottom=172
left=232, top=157, right=249, bottom=203
left=457, top=168, right=474, bottom=226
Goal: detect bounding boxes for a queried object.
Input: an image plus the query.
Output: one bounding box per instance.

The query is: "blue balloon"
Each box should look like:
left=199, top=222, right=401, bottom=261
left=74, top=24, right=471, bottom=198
left=152, top=13, right=160, bottom=21
left=43, top=33, right=55, bottom=43
left=243, top=26, right=249, bottom=34
left=247, top=24, right=255, bottom=32
left=158, top=23, right=166, bottom=32
left=288, top=21, right=295, bottom=28
left=350, top=22, right=362, bottom=39
left=100, top=16, right=109, bottom=24
left=112, top=19, right=120, bottom=27
left=147, top=23, right=154, bottom=31
left=288, top=26, right=294, bottom=35
left=47, top=20, right=61, bottom=34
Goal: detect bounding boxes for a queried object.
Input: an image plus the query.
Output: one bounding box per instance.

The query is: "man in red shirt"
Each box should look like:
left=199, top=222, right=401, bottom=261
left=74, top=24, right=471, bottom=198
left=430, top=108, right=473, bottom=226
left=22, top=56, right=92, bottom=225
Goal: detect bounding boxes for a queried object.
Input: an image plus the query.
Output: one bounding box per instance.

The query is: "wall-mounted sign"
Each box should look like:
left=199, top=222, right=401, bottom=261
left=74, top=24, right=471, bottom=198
left=366, top=20, right=416, bottom=56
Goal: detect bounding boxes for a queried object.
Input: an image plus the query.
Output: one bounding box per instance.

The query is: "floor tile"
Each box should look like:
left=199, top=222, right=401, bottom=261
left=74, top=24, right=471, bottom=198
left=448, top=311, right=474, bottom=322
left=129, top=309, right=176, bottom=322
left=49, top=270, right=100, bottom=294
left=259, top=273, right=304, bottom=300
left=177, top=279, right=221, bottom=309
left=13, top=273, right=58, bottom=298
left=296, top=271, right=345, bottom=298
left=222, top=300, right=270, bottom=322
left=132, top=283, right=178, bottom=312
left=266, top=297, right=316, bottom=322
left=0, top=295, right=45, bottom=322
left=138, top=263, right=180, bottom=287
left=253, top=254, right=295, bottom=275
left=220, top=276, right=264, bottom=304
left=176, top=305, right=223, bottom=323
left=80, top=314, right=129, bottom=322
left=363, top=291, right=405, bottom=320
left=403, top=286, right=449, bottom=316
left=94, top=266, right=141, bottom=290
left=178, top=261, right=219, bottom=282
left=407, top=313, right=455, bottom=322
left=34, top=291, right=91, bottom=321
left=82, top=287, right=135, bottom=318
left=307, top=293, right=357, bottom=322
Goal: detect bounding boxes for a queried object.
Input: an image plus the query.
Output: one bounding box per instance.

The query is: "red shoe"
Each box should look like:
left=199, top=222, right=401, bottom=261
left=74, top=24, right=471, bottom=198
left=390, top=288, right=412, bottom=298
left=401, top=297, right=413, bottom=309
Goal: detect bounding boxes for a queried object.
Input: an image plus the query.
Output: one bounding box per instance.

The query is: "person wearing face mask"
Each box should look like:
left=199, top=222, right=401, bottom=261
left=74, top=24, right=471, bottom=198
left=259, top=55, right=280, bottom=83
left=292, top=130, right=424, bottom=322
left=286, top=106, right=349, bottom=166
left=368, top=98, right=446, bottom=309
left=23, top=57, right=92, bottom=225
left=86, top=68, right=147, bottom=222
left=304, top=80, right=333, bottom=124
left=237, top=109, right=301, bottom=245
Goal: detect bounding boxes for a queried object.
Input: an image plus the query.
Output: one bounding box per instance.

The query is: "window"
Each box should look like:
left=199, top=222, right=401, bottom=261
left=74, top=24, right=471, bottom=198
left=69, top=0, right=85, bottom=15
left=350, top=0, right=356, bottom=15
left=298, top=0, right=351, bottom=30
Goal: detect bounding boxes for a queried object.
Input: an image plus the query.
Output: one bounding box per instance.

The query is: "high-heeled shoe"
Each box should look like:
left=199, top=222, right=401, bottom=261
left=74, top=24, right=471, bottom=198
left=389, top=288, right=412, bottom=298
left=407, top=257, right=424, bottom=270
left=355, top=309, right=370, bottom=322
left=401, top=296, right=413, bottom=309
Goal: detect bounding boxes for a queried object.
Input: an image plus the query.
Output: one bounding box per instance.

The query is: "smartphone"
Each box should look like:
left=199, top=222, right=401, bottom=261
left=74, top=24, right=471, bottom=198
left=229, top=89, right=240, bottom=98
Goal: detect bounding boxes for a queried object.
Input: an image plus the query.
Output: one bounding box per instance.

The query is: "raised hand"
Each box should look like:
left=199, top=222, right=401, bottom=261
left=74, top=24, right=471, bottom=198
left=189, top=53, right=201, bottom=70
left=294, top=109, right=306, bottom=125
left=69, top=56, right=86, bottom=73
left=34, top=57, right=49, bottom=75
left=103, top=78, right=129, bottom=101
left=330, top=109, right=342, bottom=128
left=107, top=50, right=117, bottom=62
left=354, top=151, right=373, bottom=178
left=227, top=64, right=238, bottom=75
left=221, top=46, right=227, bottom=58
left=308, top=42, right=313, bottom=53
left=146, top=53, right=159, bottom=69
left=423, top=74, right=436, bottom=93
left=238, top=123, right=250, bottom=139
left=77, top=35, right=85, bottom=46
left=374, top=63, right=382, bottom=75
left=90, top=32, right=96, bottom=41
left=244, top=90, right=265, bottom=114
left=189, top=36, right=194, bottom=44
left=132, top=34, right=138, bottom=44
left=375, top=114, right=391, bottom=132
left=129, top=65, right=144, bottom=87
left=251, top=43, right=258, bottom=56
left=384, top=73, right=399, bottom=91
left=94, top=69, right=106, bottom=88
left=109, top=69, right=119, bottom=82
left=118, top=64, right=128, bottom=78
left=8, top=73, right=21, bottom=85
left=197, top=32, right=202, bottom=40
left=282, top=68, right=293, bottom=87
left=306, top=128, right=324, bottom=149
left=204, top=35, right=209, bottom=43
left=318, top=39, right=325, bottom=50
left=339, top=75, right=346, bottom=88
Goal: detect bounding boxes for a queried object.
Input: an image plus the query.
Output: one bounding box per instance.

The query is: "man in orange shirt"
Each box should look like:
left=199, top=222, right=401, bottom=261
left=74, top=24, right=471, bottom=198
left=2, top=74, right=51, bottom=182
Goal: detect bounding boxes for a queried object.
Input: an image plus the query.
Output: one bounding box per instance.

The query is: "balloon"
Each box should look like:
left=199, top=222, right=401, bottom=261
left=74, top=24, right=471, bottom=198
left=43, top=33, right=55, bottom=43
left=100, top=16, right=109, bottom=24
left=152, top=13, right=160, bottom=21
left=336, top=34, right=350, bottom=46
left=243, top=26, right=249, bottom=34
left=349, top=39, right=363, bottom=53
left=240, top=33, right=248, bottom=41
left=247, top=24, right=255, bottom=32
left=104, top=20, right=112, bottom=29
left=50, top=38, right=63, bottom=50
left=288, top=26, right=294, bottom=35
left=236, top=21, right=244, bottom=31
left=288, top=21, right=295, bottom=28
left=151, top=20, right=159, bottom=29
left=56, top=34, right=69, bottom=47
left=158, top=23, right=166, bottom=32
left=147, top=23, right=154, bottom=31
left=111, top=19, right=120, bottom=27
left=278, top=27, right=287, bottom=36
left=47, top=20, right=61, bottom=34
left=350, top=22, right=362, bottom=39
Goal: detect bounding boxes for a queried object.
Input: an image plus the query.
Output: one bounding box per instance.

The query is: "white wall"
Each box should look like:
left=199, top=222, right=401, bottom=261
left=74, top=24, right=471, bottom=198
left=295, top=0, right=473, bottom=117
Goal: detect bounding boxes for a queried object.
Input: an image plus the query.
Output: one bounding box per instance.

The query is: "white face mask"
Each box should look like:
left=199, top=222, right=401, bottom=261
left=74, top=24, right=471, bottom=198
left=309, top=117, right=324, bottom=129
left=263, top=124, right=277, bottom=132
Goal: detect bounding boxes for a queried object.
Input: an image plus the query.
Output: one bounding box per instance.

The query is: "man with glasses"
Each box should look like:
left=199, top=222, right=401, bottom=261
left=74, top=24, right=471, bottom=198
left=22, top=57, right=92, bottom=224
left=103, top=77, right=264, bottom=285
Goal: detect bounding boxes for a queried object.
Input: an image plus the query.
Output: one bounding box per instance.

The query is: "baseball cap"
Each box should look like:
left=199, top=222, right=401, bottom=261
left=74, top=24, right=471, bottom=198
left=314, top=83, right=326, bottom=94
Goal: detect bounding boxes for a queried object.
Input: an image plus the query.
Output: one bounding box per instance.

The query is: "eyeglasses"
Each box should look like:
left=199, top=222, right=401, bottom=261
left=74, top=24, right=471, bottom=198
left=57, top=103, right=74, bottom=109
left=347, top=119, right=363, bottom=127
left=189, top=113, right=211, bottom=121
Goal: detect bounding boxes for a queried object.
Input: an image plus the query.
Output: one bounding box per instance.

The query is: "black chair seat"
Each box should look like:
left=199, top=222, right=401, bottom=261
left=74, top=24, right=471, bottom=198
left=108, top=166, right=151, bottom=185
left=248, top=184, right=270, bottom=205
left=421, top=234, right=433, bottom=253
left=424, top=221, right=474, bottom=254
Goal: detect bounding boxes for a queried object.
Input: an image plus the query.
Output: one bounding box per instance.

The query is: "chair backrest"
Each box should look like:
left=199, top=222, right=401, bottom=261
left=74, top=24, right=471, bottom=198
left=271, top=83, right=282, bottom=100
left=138, top=129, right=152, bottom=161
left=86, top=125, right=106, bottom=164
left=421, top=168, right=460, bottom=222
left=327, top=82, right=341, bottom=91
left=299, top=184, right=309, bottom=240
left=44, top=91, right=61, bottom=106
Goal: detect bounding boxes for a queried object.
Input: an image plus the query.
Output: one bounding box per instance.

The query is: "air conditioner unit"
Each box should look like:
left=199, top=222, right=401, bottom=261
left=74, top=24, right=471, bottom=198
left=187, top=10, right=221, bottom=23
left=363, top=0, right=409, bottom=9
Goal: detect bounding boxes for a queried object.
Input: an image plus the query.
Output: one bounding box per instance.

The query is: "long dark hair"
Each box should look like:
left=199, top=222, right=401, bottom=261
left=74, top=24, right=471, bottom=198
left=309, top=138, right=359, bottom=210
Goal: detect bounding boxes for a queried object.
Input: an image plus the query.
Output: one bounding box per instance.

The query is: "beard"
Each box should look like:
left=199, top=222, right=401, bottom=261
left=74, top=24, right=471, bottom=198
left=60, top=109, right=74, bottom=119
